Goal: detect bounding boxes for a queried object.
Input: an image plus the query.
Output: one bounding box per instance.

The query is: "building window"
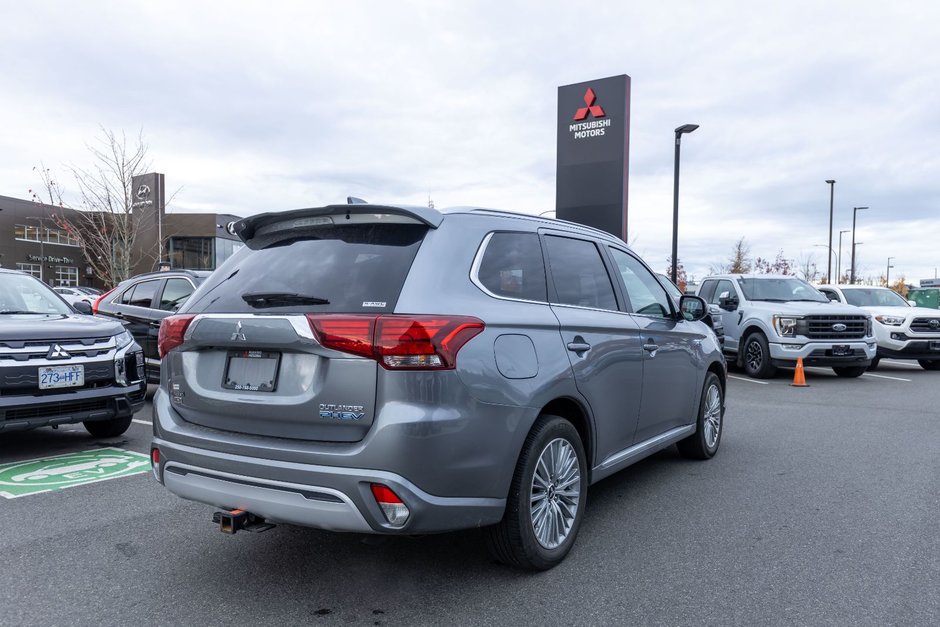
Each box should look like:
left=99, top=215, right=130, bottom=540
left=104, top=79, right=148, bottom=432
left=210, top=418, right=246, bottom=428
left=14, top=224, right=80, bottom=247
left=16, top=262, right=42, bottom=278
left=168, top=237, right=214, bottom=270
left=54, top=266, right=79, bottom=287
left=215, top=237, right=244, bottom=268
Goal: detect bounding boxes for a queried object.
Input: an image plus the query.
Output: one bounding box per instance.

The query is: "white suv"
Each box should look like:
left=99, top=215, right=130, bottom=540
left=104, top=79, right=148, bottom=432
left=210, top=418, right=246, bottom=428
left=817, top=285, right=940, bottom=370
left=698, top=275, right=876, bottom=378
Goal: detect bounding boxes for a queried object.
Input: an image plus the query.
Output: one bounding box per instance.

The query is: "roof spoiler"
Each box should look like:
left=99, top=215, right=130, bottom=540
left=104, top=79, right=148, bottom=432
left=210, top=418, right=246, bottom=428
left=232, top=204, right=443, bottom=243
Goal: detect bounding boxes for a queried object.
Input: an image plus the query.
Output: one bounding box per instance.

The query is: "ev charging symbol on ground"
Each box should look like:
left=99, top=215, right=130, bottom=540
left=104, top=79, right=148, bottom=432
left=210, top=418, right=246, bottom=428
left=0, top=447, right=151, bottom=498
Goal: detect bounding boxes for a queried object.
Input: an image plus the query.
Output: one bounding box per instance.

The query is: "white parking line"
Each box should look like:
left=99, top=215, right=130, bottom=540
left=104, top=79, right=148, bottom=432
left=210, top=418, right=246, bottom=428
left=880, top=359, right=924, bottom=368
left=131, top=419, right=153, bottom=426
left=728, top=375, right=769, bottom=385
left=862, top=373, right=912, bottom=382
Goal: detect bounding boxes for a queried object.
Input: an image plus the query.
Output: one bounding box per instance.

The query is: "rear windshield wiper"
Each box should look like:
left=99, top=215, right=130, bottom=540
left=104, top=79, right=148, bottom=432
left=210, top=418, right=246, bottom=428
left=241, top=292, right=330, bottom=308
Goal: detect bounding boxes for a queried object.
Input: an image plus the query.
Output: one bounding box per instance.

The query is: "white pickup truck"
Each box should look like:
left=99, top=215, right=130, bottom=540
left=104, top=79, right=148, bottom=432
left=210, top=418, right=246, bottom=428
left=697, top=274, right=876, bottom=379
left=817, top=284, right=940, bottom=371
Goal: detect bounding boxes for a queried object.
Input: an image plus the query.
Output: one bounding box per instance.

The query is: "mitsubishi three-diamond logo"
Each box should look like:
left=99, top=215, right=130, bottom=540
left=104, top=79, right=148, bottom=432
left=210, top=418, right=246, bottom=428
left=47, top=344, right=70, bottom=359
left=573, top=88, right=606, bottom=120
left=569, top=87, right=611, bottom=140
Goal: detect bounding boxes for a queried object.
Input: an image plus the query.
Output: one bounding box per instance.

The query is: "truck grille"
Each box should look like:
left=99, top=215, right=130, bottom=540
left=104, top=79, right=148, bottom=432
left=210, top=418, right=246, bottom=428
left=804, top=315, right=868, bottom=340
left=909, top=317, right=940, bottom=334
left=0, top=336, right=115, bottom=362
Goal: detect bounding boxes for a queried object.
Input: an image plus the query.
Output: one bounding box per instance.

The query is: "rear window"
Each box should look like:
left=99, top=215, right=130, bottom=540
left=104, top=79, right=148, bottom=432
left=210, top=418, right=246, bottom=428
left=476, top=232, right=547, bottom=301
left=184, top=223, right=428, bottom=314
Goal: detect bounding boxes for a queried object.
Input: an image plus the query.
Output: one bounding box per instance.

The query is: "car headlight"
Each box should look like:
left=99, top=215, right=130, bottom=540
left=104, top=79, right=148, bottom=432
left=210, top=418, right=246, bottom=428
left=773, top=315, right=800, bottom=337
left=874, top=315, right=905, bottom=326
left=114, top=329, right=134, bottom=349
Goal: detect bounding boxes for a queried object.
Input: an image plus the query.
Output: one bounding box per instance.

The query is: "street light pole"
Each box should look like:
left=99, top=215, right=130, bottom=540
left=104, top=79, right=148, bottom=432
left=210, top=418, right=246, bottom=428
left=813, top=244, right=837, bottom=282
left=671, top=124, right=699, bottom=284
left=886, top=256, right=895, bottom=286
left=837, top=229, right=850, bottom=282
left=825, top=180, right=835, bottom=282
left=850, top=206, right=869, bottom=284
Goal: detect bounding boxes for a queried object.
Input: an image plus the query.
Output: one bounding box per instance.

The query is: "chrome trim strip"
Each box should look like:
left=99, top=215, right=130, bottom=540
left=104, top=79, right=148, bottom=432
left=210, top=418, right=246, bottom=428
left=469, top=231, right=549, bottom=306
left=0, top=336, right=116, bottom=355
left=597, top=424, right=696, bottom=472
left=184, top=314, right=316, bottom=341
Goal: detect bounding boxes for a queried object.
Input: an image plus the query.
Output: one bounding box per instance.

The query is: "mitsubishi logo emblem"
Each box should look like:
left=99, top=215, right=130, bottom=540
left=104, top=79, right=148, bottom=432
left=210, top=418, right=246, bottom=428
left=48, top=344, right=70, bottom=359
left=573, top=88, right=606, bottom=121
left=230, top=321, right=247, bottom=342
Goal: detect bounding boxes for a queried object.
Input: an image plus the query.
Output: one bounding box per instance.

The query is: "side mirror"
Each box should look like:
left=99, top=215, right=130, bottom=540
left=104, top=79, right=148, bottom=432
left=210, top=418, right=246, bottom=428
left=73, top=301, right=93, bottom=315
left=907, top=300, right=917, bottom=307
left=679, top=295, right=707, bottom=321
left=718, top=292, right=739, bottom=311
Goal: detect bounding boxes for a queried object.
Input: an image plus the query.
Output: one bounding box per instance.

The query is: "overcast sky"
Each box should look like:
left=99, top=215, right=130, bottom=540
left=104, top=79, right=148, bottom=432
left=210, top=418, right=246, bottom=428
left=1, top=1, right=938, bottom=284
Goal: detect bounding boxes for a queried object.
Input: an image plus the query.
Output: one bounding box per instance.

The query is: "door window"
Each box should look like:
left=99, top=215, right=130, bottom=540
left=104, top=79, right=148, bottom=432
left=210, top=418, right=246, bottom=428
left=608, top=249, right=672, bottom=318
left=159, top=278, right=195, bottom=311
left=698, top=280, right=717, bottom=303
left=127, top=279, right=160, bottom=308
left=476, top=232, right=547, bottom=301
left=544, top=236, right=618, bottom=311
left=710, top=280, right=736, bottom=305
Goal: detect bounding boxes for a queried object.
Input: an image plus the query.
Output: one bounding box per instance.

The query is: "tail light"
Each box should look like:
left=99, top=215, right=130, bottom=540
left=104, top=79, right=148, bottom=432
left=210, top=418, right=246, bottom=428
left=370, top=484, right=409, bottom=526
left=92, top=288, right=115, bottom=315
left=306, top=314, right=484, bottom=370
left=158, top=314, right=196, bottom=357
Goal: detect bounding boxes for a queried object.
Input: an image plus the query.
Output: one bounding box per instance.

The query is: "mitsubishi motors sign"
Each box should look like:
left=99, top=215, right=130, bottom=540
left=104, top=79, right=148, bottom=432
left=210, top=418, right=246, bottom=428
left=556, top=75, right=631, bottom=241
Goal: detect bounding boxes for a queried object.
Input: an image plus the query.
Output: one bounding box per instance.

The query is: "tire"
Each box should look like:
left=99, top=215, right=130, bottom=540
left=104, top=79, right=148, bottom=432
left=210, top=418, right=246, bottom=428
left=741, top=332, right=776, bottom=379
left=84, top=415, right=133, bottom=438
left=918, top=359, right=940, bottom=371
left=832, top=366, right=866, bottom=378
left=677, top=372, right=724, bottom=460
left=867, top=357, right=880, bottom=371
left=485, top=415, right=587, bottom=571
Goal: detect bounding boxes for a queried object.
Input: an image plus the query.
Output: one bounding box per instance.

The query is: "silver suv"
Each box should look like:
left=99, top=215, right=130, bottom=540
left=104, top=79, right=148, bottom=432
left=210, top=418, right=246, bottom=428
left=151, top=203, right=726, bottom=570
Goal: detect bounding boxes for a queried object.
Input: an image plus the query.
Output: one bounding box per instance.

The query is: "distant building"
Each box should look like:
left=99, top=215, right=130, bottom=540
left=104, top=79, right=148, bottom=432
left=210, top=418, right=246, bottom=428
left=0, top=184, right=242, bottom=289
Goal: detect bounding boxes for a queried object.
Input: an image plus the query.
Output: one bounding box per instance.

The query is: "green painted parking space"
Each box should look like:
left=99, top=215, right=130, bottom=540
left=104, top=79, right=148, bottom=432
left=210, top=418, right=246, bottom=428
left=0, top=447, right=150, bottom=499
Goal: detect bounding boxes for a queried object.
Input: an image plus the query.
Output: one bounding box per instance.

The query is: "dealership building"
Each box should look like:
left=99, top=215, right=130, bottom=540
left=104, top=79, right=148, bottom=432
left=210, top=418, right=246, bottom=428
left=0, top=173, right=242, bottom=290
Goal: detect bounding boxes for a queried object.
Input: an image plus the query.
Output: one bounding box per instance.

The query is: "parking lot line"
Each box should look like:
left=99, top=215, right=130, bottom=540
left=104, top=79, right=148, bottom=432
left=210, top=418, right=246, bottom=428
left=132, top=419, right=153, bottom=426
left=727, top=375, right=769, bottom=385
left=862, top=373, right=912, bottom=382
left=880, top=359, right=924, bottom=368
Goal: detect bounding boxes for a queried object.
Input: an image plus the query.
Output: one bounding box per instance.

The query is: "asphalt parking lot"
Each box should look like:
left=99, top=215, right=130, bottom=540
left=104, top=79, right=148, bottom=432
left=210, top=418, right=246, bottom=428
left=2, top=361, right=938, bottom=626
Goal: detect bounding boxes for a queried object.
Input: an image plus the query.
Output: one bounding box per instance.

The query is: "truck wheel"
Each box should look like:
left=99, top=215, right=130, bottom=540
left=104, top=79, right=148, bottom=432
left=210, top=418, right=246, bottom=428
left=918, top=359, right=940, bottom=371
left=84, top=416, right=133, bottom=438
left=867, top=357, right=880, bottom=371
left=485, top=415, right=587, bottom=571
left=742, top=332, right=776, bottom=379
left=677, top=372, right=724, bottom=460
left=833, top=366, right=867, bottom=378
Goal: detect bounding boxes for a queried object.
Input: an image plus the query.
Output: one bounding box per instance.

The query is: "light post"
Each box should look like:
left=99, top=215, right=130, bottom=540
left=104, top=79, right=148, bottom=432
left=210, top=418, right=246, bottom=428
left=850, top=206, right=869, bottom=284
left=813, top=244, right=837, bottom=282
left=837, top=229, right=850, bottom=282
left=825, top=180, right=835, bottom=282
left=886, top=257, right=895, bottom=286
left=671, top=123, right=699, bottom=284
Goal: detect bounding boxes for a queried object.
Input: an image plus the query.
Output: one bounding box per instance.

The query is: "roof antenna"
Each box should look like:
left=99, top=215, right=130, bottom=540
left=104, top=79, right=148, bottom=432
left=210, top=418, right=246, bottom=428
left=346, top=196, right=368, bottom=205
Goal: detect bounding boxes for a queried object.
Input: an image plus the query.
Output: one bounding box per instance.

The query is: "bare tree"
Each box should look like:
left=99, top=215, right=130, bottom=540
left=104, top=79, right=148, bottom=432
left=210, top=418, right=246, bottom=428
left=33, top=128, right=154, bottom=288
left=796, top=252, right=820, bottom=282
left=665, top=257, right=688, bottom=293
left=754, top=250, right=794, bottom=275
left=710, top=237, right=752, bottom=274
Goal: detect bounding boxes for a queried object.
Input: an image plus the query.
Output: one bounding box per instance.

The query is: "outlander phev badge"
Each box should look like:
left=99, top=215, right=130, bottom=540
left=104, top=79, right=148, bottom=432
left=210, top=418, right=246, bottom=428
left=231, top=321, right=247, bottom=342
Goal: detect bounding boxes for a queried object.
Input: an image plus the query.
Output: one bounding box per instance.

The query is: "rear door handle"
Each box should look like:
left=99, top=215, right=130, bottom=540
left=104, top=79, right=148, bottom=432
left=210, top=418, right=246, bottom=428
left=566, top=341, right=592, bottom=354
left=643, top=342, right=659, bottom=354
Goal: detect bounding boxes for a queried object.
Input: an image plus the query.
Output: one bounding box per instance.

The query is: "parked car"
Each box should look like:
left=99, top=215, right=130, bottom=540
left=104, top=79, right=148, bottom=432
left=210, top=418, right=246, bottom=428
left=54, top=286, right=94, bottom=307
left=0, top=269, right=146, bottom=436
left=151, top=203, right=726, bottom=570
left=94, top=270, right=210, bottom=382
left=75, top=286, right=102, bottom=296
left=697, top=274, right=876, bottom=378
left=817, top=284, right=940, bottom=370
left=657, top=273, right=725, bottom=348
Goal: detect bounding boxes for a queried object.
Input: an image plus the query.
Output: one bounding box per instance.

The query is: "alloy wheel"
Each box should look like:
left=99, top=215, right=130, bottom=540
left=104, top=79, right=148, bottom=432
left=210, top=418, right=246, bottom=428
left=703, top=383, right=722, bottom=449
left=745, top=339, right=763, bottom=372
left=530, top=438, right=581, bottom=550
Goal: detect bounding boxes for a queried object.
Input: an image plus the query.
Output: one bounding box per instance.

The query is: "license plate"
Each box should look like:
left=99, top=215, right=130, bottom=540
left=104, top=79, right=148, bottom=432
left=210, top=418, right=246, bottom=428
left=832, top=345, right=851, bottom=356
left=38, top=364, right=85, bottom=390
left=930, top=341, right=940, bottom=351
left=222, top=351, right=280, bottom=392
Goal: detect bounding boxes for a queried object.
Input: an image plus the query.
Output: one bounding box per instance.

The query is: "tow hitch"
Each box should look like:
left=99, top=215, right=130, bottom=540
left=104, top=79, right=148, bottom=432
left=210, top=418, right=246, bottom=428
left=212, top=509, right=276, bottom=534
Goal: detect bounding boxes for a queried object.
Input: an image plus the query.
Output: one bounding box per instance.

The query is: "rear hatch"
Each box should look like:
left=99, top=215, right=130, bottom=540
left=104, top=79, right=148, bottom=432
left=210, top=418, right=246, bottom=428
left=163, top=207, right=432, bottom=442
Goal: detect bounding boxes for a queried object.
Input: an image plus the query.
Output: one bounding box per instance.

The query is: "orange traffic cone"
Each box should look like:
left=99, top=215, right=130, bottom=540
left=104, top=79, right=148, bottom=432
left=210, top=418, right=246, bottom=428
left=791, top=357, right=809, bottom=387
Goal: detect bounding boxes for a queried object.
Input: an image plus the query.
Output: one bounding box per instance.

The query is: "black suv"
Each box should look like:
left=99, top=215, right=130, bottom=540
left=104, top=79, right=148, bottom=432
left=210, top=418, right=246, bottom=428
left=0, top=269, right=146, bottom=436
left=95, top=270, right=210, bottom=382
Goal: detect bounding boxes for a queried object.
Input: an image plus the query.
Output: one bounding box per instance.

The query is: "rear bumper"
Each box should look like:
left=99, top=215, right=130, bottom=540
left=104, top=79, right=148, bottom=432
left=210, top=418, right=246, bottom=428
left=153, top=439, right=506, bottom=534
left=0, top=382, right=146, bottom=432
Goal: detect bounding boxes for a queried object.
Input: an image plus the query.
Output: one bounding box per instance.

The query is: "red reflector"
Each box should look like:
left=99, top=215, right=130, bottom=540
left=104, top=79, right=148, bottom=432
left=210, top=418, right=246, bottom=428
left=92, top=288, right=115, bottom=315
left=158, top=314, right=196, bottom=357
left=151, top=448, right=160, bottom=465
left=370, top=484, right=403, bottom=504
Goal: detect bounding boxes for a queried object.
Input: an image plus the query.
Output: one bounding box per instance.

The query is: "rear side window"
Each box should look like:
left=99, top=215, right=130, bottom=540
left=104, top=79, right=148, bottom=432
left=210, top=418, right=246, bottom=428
left=159, top=278, right=195, bottom=311
left=185, top=223, right=427, bottom=314
left=544, top=236, right=618, bottom=311
left=128, top=279, right=160, bottom=308
left=476, top=232, right=547, bottom=301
